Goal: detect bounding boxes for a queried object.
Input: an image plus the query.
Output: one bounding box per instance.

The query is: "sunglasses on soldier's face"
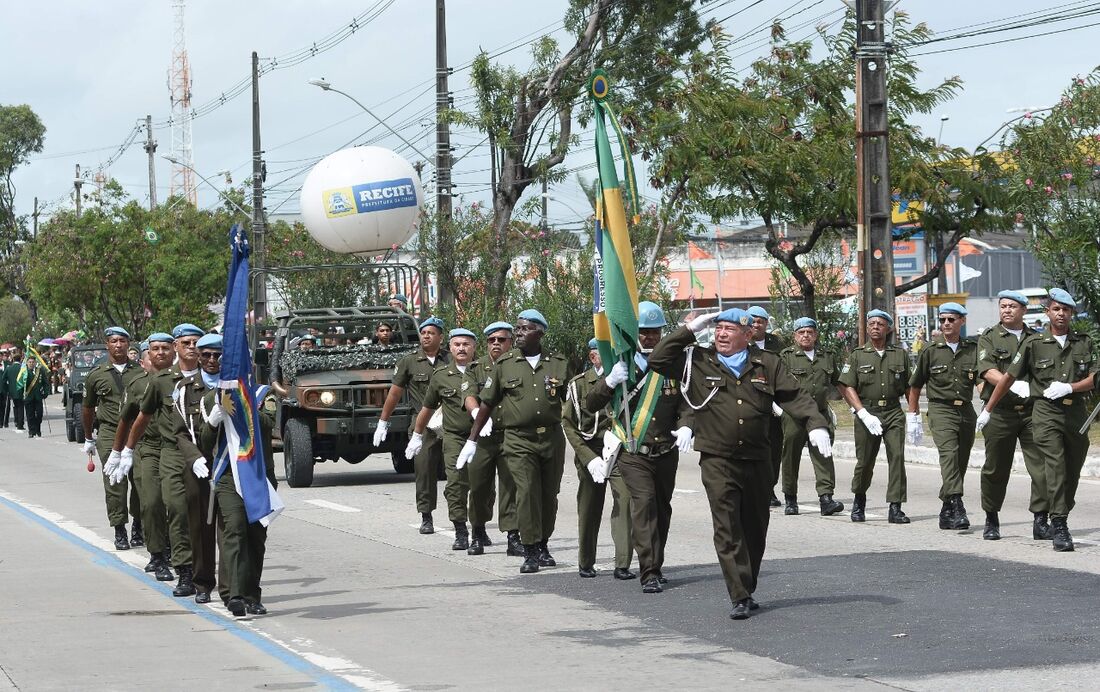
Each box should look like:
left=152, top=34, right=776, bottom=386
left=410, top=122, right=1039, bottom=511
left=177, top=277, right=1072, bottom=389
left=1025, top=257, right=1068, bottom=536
left=198, top=351, right=221, bottom=360
left=938, top=316, right=958, bottom=324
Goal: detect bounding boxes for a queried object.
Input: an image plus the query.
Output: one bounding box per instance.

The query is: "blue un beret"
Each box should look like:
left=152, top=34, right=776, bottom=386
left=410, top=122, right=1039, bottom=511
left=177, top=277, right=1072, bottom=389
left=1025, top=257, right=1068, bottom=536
left=938, top=302, right=968, bottom=316
left=588, top=338, right=598, bottom=350
left=866, top=309, right=894, bottom=326
left=449, top=328, right=476, bottom=340
left=715, top=308, right=751, bottom=326
left=104, top=326, right=131, bottom=340
left=997, top=290, right=1029, bottom=307
left=1048, top=288, right=1077, bottom=309
left=483, top=321, right=513, bottom=337
left=390, top=293, right=409, bottom=305
left=171, top=323, right=204, bottom=339
left=746, top=306, right=771, bottom=320
left=419, top=316, right=444, bottom=333
left=517, top=309, right=549, bottom=330
left=147, top=332, right=174, bottom=344
left=196, top=333, right=223, bottom=350
left=793, top=317, right=818, bottom=331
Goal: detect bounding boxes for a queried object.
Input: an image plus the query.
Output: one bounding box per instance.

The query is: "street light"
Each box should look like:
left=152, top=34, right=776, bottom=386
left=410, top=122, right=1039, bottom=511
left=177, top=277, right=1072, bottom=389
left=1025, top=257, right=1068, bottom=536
left=308, top=78, right=432, bottom=161
left=162, top=155, right=250, bottom=217
left=936, top=114, right=949, bottom=146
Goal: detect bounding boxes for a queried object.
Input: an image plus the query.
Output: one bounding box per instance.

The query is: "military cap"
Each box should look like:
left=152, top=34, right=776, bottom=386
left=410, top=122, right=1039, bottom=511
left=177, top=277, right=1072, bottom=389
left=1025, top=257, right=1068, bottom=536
left=747, top=306, right=771, bottom=320
left=938, top=302, right=967, bottom=316
left=139, top=340, right=149, bottom=353
left=483, top=321, right=513, bottom=337
left=587, top=338, right=598, bottom=350
left=715, top=308, right=751, bottom=326
left=196, top=333, right=223, bottom=350
left=171, top=323, right=204, bottom=338
left=147, top=332, right=175, bottom=343
left=1048, top=288, right=1077, bottom=309
left=390, top=293, right=409, bottom=305
left=449, top=328, right=476, bottom=340
left=104, top=326, right=131, bottom=340
left=517, top=309, right=549, bottom=330
left=793, top=317, right=817, bottom=331
left=997, top=290, right=1029, bottom=307
left=419, top=316, right=444, bottom=333
left=866, top=309, right=894, bottom=326
left=637, top=301, right=668, bottom=328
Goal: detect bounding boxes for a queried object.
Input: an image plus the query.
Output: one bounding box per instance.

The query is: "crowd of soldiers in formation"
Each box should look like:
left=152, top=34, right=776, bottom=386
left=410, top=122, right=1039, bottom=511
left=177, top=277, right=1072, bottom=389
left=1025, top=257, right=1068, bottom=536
left=374, top=286, right=1096, bottom=621
left=0, top=345, right=53, bottom=437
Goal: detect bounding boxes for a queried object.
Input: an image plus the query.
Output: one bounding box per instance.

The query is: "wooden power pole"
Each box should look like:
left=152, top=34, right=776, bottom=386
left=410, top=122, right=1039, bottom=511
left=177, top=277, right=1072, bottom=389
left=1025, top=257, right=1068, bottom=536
left=435, top=0, right=454, bottom=310
left=251, top=51, right=268, bottom=323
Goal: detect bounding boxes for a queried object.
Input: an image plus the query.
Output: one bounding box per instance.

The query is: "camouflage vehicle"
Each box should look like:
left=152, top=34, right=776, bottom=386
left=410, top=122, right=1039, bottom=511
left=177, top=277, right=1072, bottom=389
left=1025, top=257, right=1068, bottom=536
left=266, top=306, right=420, bottom=487
left=64, top=344, right=108, bottom=442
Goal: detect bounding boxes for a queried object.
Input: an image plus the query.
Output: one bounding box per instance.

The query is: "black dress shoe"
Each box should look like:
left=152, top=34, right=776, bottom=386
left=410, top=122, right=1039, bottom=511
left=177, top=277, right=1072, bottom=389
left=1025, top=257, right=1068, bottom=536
left=1033, top=512, right=1053, bottom=540
left=769, top=493, right=782, bottom=508
left=506, top=530, right=525, bottom=556
left=819, top=494, right=844, bottom=516
left=888, top=502, right=910, bottom=524
left=748, top=597, right=760, bottom=611
left=172, top=565, right=196, bottom=597
left=227, top=597, right=247, bottom=617
left=114, top=525, right=130, bottom=551
left=851, top=493, right=866, bottom=523
left=983, top=512, right=1001, bottom=540
left=195, top=590, right=211, bottom=604
left=656, top=573, right=668, bottom=584
left=467, top=535, right=484, bottom=555
left=578, top=567, right=597, bottom=578
left=245, top=601, right=267, bottom=615
left=784, top=494, right=799, bottom=515
left=642, top=579, right=662, bottom=594
left=613, top=567, right=636, bottom=580
left=730, top=599, right=751, bottom=620
left=154, top=558, right=175, bottom=582
left=130, top=523, right=144, bottom=548
left=520, top=546, right=540, bottom=574
left=419, top=513, right=434, bottom=535
left=537, top=542, right=556, bottom=567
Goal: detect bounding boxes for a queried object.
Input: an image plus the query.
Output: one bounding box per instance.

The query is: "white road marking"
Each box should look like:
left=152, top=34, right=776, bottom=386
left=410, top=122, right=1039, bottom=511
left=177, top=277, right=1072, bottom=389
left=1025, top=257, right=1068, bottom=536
left=305, top=499, right=361, bottom=513
left=673, top=488, right=699, bottom=494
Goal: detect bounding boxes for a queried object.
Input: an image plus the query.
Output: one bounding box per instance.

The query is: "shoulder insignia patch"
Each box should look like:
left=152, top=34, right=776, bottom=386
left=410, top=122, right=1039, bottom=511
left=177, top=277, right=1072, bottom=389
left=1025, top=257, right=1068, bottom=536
left=483, top=377, right=493, bottom=388
left=1012, top=352, right=1022, bottom=364
left=979, top=349, right=986, bottom=360
left=842, top=363, right=851, bottom=373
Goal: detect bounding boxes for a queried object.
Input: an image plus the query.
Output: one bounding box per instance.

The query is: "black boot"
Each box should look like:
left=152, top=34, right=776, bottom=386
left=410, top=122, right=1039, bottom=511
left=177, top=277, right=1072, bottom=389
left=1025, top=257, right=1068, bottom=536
left=983, top=511, right=1001, bottom=540
left=467, top=533, right=484, bottom=555
left=769, top=492, right=782, bottom=508
left=227, top=596, right=247, bottom=617
left=113, top=525, right=130, bottom=551
left=473, top=525, right=492, bottom=546
left=172, top=565, right=196, bottom=597
left=144, top=554, right=158, bottom=572
left=154, top=552, right=175, bottom=582
left=419, top=512, right=434, bottom=534
left=506, top=530, right=525, bottom=556
left=950, top=495, right=970, bottom=530
left=888, top=502, right=910, bottom=524
left=1033, top=512, right=1053, bottom=540
left=938, top=499, right=955, bottom=530
left=520, top=545, right=540, bottom=574
left=130, top=519, right=144, bottom=547
left=783, top=494, right=799, bottom=515
left=452, top=521, right=469, bottom=551
left=537, top=540, right=556, bottom=567
left=1052, top=516, right=1075, bottom=552
left=851, top=493, right=866, bottom=523
left=819, top=494, right=844, bottom=516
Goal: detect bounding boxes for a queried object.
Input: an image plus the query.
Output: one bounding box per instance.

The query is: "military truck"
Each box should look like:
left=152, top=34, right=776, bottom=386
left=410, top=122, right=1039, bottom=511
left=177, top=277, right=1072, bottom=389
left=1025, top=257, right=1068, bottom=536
left=63, top=344, right=108, bottom=442
left=267, top=306, right=421, bottom=487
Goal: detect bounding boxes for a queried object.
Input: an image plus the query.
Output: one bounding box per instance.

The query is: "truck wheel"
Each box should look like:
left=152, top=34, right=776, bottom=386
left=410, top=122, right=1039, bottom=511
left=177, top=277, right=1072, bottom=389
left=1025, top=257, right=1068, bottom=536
left=391, top=451, right=414, bottom=474
left=71, top=402, right=84, bottom=443
left=283, top=418, right=315, bottom=488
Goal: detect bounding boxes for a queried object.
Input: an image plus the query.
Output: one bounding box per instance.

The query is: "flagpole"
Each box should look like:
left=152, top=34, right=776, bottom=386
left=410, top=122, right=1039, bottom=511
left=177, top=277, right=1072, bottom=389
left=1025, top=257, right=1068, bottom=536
left=619, top=363, right=634, bottom=454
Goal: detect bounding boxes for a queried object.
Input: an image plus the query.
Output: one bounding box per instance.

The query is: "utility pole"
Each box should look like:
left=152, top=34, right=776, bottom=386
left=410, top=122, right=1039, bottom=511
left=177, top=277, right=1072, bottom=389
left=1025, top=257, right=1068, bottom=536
left=854, top=0, right=894, bottom=342
left=435, top=0, right=454, bottom=309
left=32, top=197, right=38, bottom=239
left=143, top=115, right=158, bottom=210
left=251, top=51, right=268, bottom=324
left=73, top=164, right=83, bottom=217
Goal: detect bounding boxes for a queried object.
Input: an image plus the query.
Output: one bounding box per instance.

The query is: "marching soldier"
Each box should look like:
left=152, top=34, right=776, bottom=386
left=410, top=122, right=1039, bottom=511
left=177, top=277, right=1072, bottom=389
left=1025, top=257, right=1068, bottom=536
left=906, top=303, right=979, bottom=531
left=376, top=316, right=450, bottom=534
left=82, top=327, right=143, bottom=550
left=0, top=347, right=8, bottom=428
left=975, top=290, right=1049, bottom=541
left=648, top=308, right=830, bottom=619
left=748, top=305, right=786, bottom=507
left=20, top=351, right=50, bottom=438
left=980, top=288, right=1098, bottom=552
left=563, top=338, right=634, bottom=580
left=461, top=309, right=571, bottom=574
left=470, top=322, right=523, bottom=557
left=838, top=310, right=913, bottom=524
left=405, top=328, right=481, bottom=551
left=7, top=345, right=25, bottom=431
left=778, top=317, right=845, bottom=516
left=588, top=302, right=693, bottom=593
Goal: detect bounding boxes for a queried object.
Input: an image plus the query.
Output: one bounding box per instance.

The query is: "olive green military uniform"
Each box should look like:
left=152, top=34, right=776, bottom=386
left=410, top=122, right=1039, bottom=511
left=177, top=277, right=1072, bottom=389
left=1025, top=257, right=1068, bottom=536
left=909, top=338, right=979, bottom=501
left=779, top=347, right=841, bottom=498
left=422, top=362, right=479, bottom=523
left=120, top=369, right=168, bottom=556
left=648, top=327, right=827, bottom=603
left=1006, top=330, right=1099, bottom=519
left=479, top=349, right=570, bottom=547
left=392, top=348, right=450, bottom=514
left=839, top=344, right=910, bottom=502
left=6, top=359, right=24, bottom=429
left=470, top=358, right=518, bottom=533
left=976, top=323, right=1048, bottom=513
left=19, top=362, right=50, bottom=436
left=0, top=356, right=8, bottom=427
left=587, top=360, right=688, bottom=585
left=170, top=374, right=220, bottom=593
left=562, top=368, right=632, bottom=573
left=757, top=333, right=787, bottom=490
left=83, top=361, right=143, bottom=527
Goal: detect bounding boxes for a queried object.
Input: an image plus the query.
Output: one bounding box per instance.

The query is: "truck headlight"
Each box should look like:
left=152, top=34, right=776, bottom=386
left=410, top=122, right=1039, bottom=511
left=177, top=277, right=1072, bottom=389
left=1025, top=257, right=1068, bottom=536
left=319, top=390, right=337, bottom=406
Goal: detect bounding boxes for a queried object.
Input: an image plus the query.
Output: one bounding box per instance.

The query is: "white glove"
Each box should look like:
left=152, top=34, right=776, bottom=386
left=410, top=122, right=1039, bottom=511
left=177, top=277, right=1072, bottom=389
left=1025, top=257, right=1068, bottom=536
left=456, top=440, right=477, bottom=469
left=103, top=449, right=121, bottom=478
left=605, top=361, right=629, bottom=388
left=601, top=430, right=623, bottom=463
left=111, top=448, right=134, bottom=485
left=673, top=426, right=693, bottom=453
left=372, top=419, right=389, bottom=447
left=856, top=408, right=883, bottom=436
left=192, top=457, right=209, bottom=479
left=405, top=432, right=423, bottom=460
left=976, top=409, right=991, bottom=432
left=83, top=438, right=97, bottom=456
left=426, top=408, right=443, bottom=431
left=906, top=412, right=924, bottom=445
left=479, top=415, right=494, bottom=438
left=207, top=402, right=225, bottom=427
left=771, top=402, right=783, bottom=417
left=1043, top=381, right=1073, bottom=400
left=688, top=311, right=721, bottom=333
left=1009, top=380, right=1030, bottom=398
left=586, top=458, right=607, bottom=484
left=808, top=428, right=832, bottom=457
left=828, top=408, right=838, bottom=427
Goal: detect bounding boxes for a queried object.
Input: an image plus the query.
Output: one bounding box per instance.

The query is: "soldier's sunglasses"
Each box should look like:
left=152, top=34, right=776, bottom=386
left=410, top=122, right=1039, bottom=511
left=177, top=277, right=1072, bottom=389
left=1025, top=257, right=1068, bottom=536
left=487, top=337, right=511, bottom=343
left=198, top=351, right=222, bottom=360
left=938, top=316, right=958, bottom=323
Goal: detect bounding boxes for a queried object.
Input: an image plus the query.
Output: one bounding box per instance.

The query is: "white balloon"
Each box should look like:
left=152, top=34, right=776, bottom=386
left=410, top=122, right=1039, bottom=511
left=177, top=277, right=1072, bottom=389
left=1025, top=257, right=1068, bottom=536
left=299, top=146, right=424, bottom=256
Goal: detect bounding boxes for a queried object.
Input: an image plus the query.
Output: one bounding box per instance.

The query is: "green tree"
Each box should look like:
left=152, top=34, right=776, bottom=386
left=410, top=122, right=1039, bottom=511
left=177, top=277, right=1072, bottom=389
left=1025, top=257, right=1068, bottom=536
left=0, top=104, right=46, bottom=302
left=0, top=296, right=31, bottom=344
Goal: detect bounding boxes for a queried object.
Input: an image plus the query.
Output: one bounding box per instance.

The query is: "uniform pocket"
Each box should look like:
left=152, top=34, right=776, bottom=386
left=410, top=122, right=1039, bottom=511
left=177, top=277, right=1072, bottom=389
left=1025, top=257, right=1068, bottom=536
left=930, top=364, right=949, bottom=375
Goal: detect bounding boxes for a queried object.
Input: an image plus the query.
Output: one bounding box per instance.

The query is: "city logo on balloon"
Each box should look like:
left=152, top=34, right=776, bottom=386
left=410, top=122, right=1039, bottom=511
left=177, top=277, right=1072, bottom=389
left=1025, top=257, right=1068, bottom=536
left=322, top=178, right=419, bottom=218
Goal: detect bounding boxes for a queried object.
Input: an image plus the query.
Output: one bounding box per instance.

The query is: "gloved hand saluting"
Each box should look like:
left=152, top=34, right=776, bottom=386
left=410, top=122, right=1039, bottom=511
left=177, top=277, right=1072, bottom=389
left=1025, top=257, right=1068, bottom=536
left=587, top=458, right=607, bottom=484
left=605, top=361, right=629, bottom=389
left=688, top=312, right=721, bottom=334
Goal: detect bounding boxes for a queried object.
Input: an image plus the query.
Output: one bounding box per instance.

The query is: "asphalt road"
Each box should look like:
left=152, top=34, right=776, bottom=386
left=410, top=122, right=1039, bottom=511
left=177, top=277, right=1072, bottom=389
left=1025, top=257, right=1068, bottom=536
left=2, top=401, right=1099, bottom=691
